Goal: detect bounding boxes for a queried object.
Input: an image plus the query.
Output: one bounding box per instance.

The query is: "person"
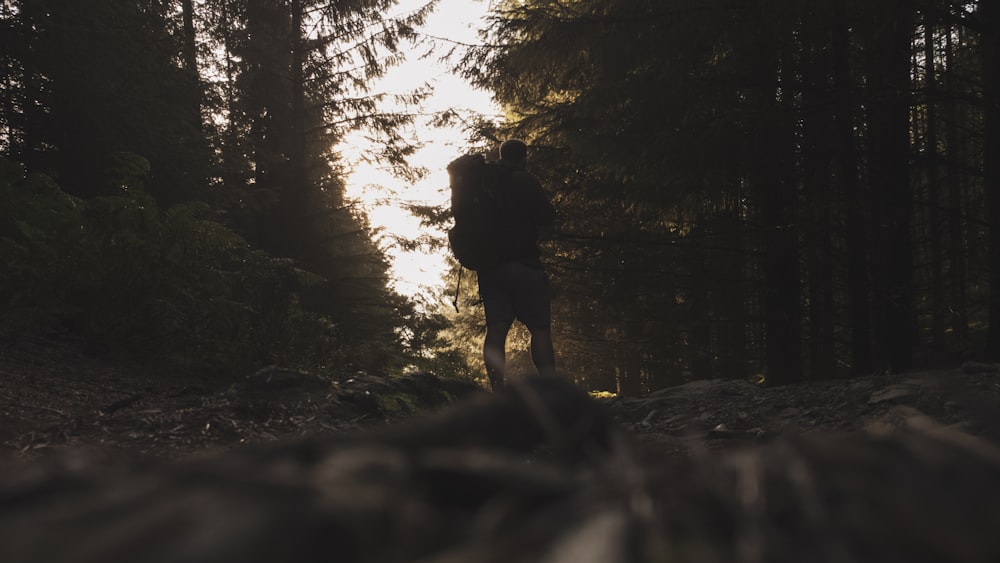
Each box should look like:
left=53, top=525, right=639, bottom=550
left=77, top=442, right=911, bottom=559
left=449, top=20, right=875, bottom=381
left=478, top=139, right=557, bottom=391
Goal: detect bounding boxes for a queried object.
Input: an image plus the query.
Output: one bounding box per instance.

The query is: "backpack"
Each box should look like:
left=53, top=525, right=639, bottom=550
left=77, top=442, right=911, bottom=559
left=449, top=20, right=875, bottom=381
left=447, top=153, right=501, bottom=271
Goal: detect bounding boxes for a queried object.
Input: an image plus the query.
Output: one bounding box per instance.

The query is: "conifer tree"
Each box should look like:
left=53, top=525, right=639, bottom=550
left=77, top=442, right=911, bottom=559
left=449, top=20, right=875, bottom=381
left=457, top=0, right=994, bottom=392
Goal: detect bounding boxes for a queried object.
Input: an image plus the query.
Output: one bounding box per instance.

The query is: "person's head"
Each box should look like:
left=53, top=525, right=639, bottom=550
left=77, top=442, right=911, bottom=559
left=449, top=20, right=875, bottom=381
left=499, top=139, right=528, bottom=164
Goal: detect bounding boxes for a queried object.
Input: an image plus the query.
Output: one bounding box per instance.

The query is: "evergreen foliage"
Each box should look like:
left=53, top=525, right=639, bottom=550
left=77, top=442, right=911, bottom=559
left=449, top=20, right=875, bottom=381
left=0, top=0, right=456, bottom=379
left=452, top=0, right=997, bottom=393
left=9, top=0, right=209, bottom=203
left=4, top=0, right=996, bottom=394
left=0, top=157, right=342, bottom=372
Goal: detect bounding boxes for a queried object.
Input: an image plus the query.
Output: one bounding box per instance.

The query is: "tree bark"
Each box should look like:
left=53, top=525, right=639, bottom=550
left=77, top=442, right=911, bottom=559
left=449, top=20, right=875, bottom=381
left=244, top=0, right=295, bottom=255
left=944, top=27, right=969, bottom=340
left=865, top=1, right=915, bottom=373
left=752, top=22, right=802, bottom=386
left=924, top=17, right=946, bottom=350
left=831, top=10, right=873, bottom=375
left=983, top=0, right=1000, bottom=359
left=181, top=0, right=199, bottom=96
left=801, top=21, right=837, bottom=379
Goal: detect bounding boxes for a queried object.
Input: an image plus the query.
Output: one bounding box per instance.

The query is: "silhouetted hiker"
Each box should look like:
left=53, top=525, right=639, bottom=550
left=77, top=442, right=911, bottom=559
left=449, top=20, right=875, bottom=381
left=478, top=139, right=557, bottom=391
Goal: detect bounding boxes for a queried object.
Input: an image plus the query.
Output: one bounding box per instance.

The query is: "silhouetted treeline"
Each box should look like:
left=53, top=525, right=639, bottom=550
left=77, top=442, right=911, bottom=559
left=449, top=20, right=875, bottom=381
left=5, top=0, right=996, bottom=392
left=0, top=0, right=451, bottom=375
left=461, top=0, right=999, bottom=393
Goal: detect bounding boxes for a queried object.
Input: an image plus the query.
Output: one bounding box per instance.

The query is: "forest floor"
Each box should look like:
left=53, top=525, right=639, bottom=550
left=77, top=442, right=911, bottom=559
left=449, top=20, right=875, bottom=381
left=0, top=338, right=485, bottom=461
left=3, top=337, right=1000, bottom=462
left=4, top=339, right=1000, bottom=562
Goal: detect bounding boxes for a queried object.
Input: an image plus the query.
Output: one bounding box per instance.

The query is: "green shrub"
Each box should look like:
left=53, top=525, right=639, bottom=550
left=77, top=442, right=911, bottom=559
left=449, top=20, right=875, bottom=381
left=0, top=157, right=342, bottom=376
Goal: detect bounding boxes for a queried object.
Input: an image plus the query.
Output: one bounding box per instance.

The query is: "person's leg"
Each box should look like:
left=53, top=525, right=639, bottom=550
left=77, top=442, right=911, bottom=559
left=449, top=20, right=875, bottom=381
left=484, top=322, right=511, bottom=390
left=506, top=263, right=555, bottom=378
left=477, top=266, right=516, bottom=391
left=479, top=264, right=514, bottom=391
left=528, top=326, right=556, bottom=378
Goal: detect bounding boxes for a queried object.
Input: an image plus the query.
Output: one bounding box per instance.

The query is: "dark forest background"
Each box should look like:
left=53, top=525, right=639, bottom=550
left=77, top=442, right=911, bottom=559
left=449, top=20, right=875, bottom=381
left=2, top=0, right=998, bottom=396
left=0, top=0, right=452, bottom=377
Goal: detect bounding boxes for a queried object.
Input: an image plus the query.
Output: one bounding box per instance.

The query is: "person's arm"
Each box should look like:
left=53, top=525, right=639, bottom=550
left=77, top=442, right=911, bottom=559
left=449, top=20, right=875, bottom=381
left=524, top=174, right=556, bottom=226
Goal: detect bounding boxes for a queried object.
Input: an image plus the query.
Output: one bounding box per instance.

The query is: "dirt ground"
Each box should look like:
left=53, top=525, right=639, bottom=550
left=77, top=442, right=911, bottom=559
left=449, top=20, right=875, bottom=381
left=0, top=338, right=484, bottom=461
left=4, top=337, right=999, bottom=462
left=4, top=339, right=1000, bottom=563
left=609, top=362, right=1000, bottom=458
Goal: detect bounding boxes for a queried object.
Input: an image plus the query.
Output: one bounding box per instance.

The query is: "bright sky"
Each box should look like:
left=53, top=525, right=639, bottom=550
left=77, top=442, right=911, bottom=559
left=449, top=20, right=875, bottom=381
left=343, top=0, right=500, bottom=307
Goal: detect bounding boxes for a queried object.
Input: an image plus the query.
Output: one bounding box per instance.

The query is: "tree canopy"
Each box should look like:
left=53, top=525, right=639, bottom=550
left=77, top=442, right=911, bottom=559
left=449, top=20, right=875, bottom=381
left=447, top=0, right=998, bottom=394
left=1, top=0, right=998, bottom=395
left=0, top=0, right=450, bottom=377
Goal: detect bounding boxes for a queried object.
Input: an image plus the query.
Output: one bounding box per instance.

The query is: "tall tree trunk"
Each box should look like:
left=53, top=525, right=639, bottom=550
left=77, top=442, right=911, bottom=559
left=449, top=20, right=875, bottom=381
left=752, top=25, right=802, bottom=386
left=944, top=27, right=969, bottom=339
left=983, top=0, right=1000, bottom=359
left=715, top=207, right=750, bottom=381
left=283, top=0, right=310, bottom=257
left=865, top=2, right=915, bottom=373
left=181, top=0, right=197, bottom=69
left=802, top=23, right=836, bottom=379
left=688, top=252, right=713, bottom=381
left=924, top=17, right=946, bottom=350
left=831, top=10, right=873, bottom=375
left=220, top=2, right=245, bottom=193
left=289, top=0, right=306, bottom=188
left=177, top=0, right=208, bottom=201
left=245, top=0, right=294, bottom=255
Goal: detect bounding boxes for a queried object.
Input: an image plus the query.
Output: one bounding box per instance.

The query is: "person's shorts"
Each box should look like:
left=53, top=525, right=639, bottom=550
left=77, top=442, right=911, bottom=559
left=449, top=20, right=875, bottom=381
left=477, top=262, right=551, bottom=329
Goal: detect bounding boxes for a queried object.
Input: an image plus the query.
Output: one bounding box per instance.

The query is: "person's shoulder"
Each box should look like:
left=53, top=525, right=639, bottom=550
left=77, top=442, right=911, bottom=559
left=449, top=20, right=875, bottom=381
left=506, top=167, right=540, bottom=187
